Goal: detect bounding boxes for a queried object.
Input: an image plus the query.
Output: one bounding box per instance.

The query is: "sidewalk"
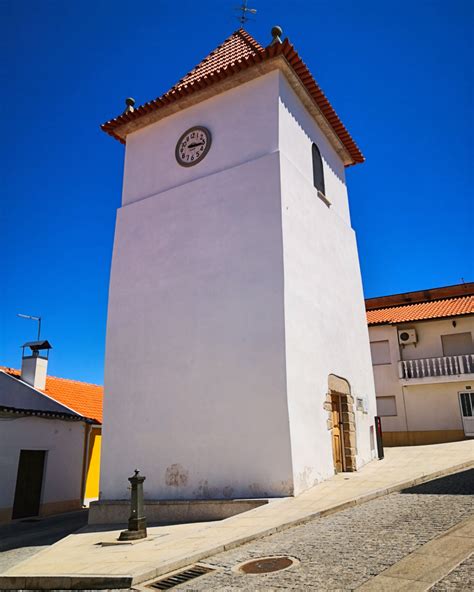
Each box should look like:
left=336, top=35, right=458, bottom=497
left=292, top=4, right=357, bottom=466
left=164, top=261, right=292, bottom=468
left=1, top=440, right=473, bottom=590
left=356, top=514, right=474, bottom=591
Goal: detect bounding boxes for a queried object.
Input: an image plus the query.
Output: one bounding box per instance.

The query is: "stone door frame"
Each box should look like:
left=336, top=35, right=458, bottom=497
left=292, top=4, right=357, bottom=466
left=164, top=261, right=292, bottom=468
left=324, top=374, right=357, bottom=472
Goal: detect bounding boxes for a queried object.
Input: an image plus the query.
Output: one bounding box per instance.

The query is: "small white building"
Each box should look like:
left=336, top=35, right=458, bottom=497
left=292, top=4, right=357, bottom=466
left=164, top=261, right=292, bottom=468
left=367, top=283, right=474, bottom=446
left=0, top=342, right=103, bottom=522
left=99, top=27, right=377, bottom=505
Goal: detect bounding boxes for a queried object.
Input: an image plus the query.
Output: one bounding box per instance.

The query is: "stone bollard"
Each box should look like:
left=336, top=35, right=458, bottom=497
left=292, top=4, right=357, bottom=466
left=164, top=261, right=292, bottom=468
left=119, top=469, right=147, bottom=540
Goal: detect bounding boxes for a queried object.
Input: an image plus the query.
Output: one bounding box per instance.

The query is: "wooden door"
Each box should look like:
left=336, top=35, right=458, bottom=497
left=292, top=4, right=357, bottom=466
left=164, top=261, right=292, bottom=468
left=331, top=395, right=344, bottom=472
left=12, top=450, right=46, bottom=520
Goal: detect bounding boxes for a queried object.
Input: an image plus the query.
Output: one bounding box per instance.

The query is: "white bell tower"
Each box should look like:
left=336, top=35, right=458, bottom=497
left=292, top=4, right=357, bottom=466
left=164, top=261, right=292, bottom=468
left=98, top=28, right=377, bottom=507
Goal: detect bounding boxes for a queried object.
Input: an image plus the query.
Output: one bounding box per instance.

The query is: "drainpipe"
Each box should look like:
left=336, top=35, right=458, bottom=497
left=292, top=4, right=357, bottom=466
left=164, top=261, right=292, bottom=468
left=401, top=385, right=410, bottom=434
left=396, top=325, right=410, bottom=434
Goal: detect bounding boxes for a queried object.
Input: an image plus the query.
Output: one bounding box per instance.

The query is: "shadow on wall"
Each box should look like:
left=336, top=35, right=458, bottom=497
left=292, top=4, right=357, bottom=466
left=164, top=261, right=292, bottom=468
left=279, top=90, right=346, bottom=187
left=401, top=469, right=474, bottom=496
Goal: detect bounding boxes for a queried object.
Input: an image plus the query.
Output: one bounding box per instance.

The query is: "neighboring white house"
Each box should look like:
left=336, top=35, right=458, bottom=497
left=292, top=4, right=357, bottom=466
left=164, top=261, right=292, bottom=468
left=367, top=283, right=474, bottom=446
left=97, top=26, right=377, bottom=511
left=0, top=342, right=103, bottom=522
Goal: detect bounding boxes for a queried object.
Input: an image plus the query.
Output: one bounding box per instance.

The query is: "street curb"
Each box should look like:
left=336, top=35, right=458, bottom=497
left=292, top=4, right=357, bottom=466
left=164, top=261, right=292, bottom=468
left=1, top=460, right=472, bottom=590
left=0, top=574, right=133, bottom=590
left=133, top=459, right=474, bottom=586
left=354, top=514, right=474, bottom=591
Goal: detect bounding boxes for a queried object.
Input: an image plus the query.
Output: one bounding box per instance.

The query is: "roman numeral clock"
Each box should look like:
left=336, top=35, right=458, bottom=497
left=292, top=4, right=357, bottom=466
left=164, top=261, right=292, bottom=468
left=175, top=126, right=212, bottom=167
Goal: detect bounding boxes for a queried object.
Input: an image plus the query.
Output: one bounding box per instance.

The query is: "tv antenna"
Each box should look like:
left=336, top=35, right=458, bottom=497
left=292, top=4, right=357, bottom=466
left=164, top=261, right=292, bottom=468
left=18, top=313, right=42, bottom=341
left=236, top=0, right=257, bottom=25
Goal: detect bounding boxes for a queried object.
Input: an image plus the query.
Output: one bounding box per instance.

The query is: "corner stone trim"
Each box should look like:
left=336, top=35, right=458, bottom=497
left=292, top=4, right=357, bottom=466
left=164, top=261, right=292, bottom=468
left=326, top=377, right=357, bottom=472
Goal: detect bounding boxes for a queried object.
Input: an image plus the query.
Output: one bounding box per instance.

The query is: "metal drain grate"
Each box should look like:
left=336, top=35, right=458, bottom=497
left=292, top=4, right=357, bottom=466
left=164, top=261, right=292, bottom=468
left=147, top=565, right=215, bottom=590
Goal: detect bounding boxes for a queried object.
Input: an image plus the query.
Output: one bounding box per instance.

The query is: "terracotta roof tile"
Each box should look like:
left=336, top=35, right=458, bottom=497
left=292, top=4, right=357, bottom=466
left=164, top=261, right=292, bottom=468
left=101, top=29, right=364, bottom=166
left=366, top=295, right=474, bottom=326
left=171, top=29, right=264, bottom=91
left=1, top=368, right=103, bottom=424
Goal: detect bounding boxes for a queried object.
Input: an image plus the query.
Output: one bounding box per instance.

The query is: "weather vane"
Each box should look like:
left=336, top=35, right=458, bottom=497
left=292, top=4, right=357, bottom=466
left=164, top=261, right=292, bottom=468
left=236, top=0, right=257, bottom=25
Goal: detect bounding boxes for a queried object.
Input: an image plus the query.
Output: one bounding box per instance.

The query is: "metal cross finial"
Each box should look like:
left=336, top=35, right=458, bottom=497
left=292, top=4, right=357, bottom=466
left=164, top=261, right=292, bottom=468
left=236, top=0, right=257, bottom=26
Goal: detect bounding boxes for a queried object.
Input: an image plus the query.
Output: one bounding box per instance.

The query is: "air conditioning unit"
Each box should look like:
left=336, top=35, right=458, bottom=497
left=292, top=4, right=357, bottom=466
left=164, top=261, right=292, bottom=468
left=398, top=329, right=417, bottom=345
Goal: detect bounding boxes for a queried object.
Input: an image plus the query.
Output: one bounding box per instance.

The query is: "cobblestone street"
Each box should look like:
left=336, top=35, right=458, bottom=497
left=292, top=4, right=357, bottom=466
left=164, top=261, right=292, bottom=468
left=170, top=469, right=473, bottom=591
left=431, top=553, right=474, bottom=591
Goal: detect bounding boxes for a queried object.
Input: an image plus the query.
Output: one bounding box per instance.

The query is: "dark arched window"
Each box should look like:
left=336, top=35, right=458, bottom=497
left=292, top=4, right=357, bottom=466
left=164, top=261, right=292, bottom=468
left=312, top=143, right=325, bottom=195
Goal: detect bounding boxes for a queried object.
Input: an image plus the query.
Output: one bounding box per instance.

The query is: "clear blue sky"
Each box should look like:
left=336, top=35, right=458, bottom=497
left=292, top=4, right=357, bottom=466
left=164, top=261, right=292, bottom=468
left=1, top=1, right=472, bottom=384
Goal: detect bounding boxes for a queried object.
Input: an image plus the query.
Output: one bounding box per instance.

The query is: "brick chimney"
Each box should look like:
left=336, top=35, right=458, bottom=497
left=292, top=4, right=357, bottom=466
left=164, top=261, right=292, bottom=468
left=20, top=340, right=52, bottom=390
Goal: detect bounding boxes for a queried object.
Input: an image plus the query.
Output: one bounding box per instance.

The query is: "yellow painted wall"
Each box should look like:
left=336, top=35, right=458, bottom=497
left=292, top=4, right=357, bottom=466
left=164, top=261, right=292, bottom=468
left=84, top=428, right=101, bottom=500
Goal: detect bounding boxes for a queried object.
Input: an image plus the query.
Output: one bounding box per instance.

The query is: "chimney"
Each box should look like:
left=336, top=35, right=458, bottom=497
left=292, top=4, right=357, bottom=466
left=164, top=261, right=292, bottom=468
left=20, top=340, right=52, bottom=390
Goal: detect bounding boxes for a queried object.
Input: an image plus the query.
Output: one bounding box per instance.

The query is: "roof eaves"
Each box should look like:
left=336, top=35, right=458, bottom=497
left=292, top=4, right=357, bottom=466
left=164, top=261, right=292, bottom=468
left=366, top=282, right=474, bottom=311
left=277, top=39, right=364, bottom=166
left=0, top=405, right=89, bottom=422
left=366, top=305, right=474, bottom=326
left=0, top=368, right=88, bottom=420
left=101, top=37, right=364, bottom=166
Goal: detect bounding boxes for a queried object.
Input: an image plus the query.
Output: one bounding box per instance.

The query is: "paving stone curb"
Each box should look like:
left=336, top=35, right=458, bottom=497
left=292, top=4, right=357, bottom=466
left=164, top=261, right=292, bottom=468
left=0, top=574, right=133, bottom=590
left=133, top=459, right=474, bottom=586
left=355, top=514, right=474, bottom=591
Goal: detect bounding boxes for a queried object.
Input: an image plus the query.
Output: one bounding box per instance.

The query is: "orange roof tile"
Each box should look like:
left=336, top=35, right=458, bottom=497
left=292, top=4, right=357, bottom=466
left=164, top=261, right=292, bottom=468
left=101, top=29, right=364, bottom=166
left=172, top=28, right=264, bottom=91
left=1, top=368, right=103, bottom=424
left=366, top=295, right=474, bottom=326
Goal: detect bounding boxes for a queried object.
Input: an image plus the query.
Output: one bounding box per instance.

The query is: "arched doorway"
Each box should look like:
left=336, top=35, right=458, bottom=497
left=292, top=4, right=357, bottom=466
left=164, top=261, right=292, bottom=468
left=325, top=375, right=357, bottom=472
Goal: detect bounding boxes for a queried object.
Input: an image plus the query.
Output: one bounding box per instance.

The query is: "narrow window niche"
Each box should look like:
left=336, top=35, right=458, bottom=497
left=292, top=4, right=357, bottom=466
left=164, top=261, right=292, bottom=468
left=312, top=143, right=331, bottom=206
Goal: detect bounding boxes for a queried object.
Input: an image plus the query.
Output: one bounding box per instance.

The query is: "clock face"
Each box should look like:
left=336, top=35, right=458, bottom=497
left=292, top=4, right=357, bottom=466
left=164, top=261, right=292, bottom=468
left=175, top=126, right=212, bottom=167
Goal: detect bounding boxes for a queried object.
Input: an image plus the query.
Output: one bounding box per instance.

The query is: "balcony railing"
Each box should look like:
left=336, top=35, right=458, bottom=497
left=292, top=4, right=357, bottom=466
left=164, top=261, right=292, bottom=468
left=399, top=354, right=474, bottom=380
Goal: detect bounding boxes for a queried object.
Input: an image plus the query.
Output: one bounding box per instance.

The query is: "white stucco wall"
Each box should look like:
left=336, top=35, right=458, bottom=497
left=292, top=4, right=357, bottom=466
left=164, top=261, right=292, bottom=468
left=399, top=317, right=474, bottom=361
left=369, top=324, right=406, bottom=432
left=20, top=356, right=48, bottom=390
left=403, top=382, right=472, bottom=431
left=278, top=73, right=377, bottom=492
left=102, top=149, right=294, bottom=500
left=122, top=71, right=279, bottom=206
left=278, top=74, right=351, bottom=225
left=102, top=67, right=378, bottom=501
left=0, top=416, right=84, bottom=518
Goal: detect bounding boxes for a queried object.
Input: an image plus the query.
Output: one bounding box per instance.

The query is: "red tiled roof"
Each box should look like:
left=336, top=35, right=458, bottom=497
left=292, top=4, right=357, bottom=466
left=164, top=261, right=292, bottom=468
left=1, top=368, right=103, bottom=424
left=172, top=29, right=264, bottom=91
left=366, top=295, right=474, bottom=326
left=101, top=29, right=364, bottom=166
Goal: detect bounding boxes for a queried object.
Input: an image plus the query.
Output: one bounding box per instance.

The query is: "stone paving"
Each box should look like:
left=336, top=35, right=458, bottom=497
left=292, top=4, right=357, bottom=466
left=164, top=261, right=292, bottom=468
left=0, top=510, right=88, bottom=574
left=1, top=441, right=472, bottom=590
left=431, top=554, right=474, bottom=591
left=171, top=469, right=474, bottom=591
